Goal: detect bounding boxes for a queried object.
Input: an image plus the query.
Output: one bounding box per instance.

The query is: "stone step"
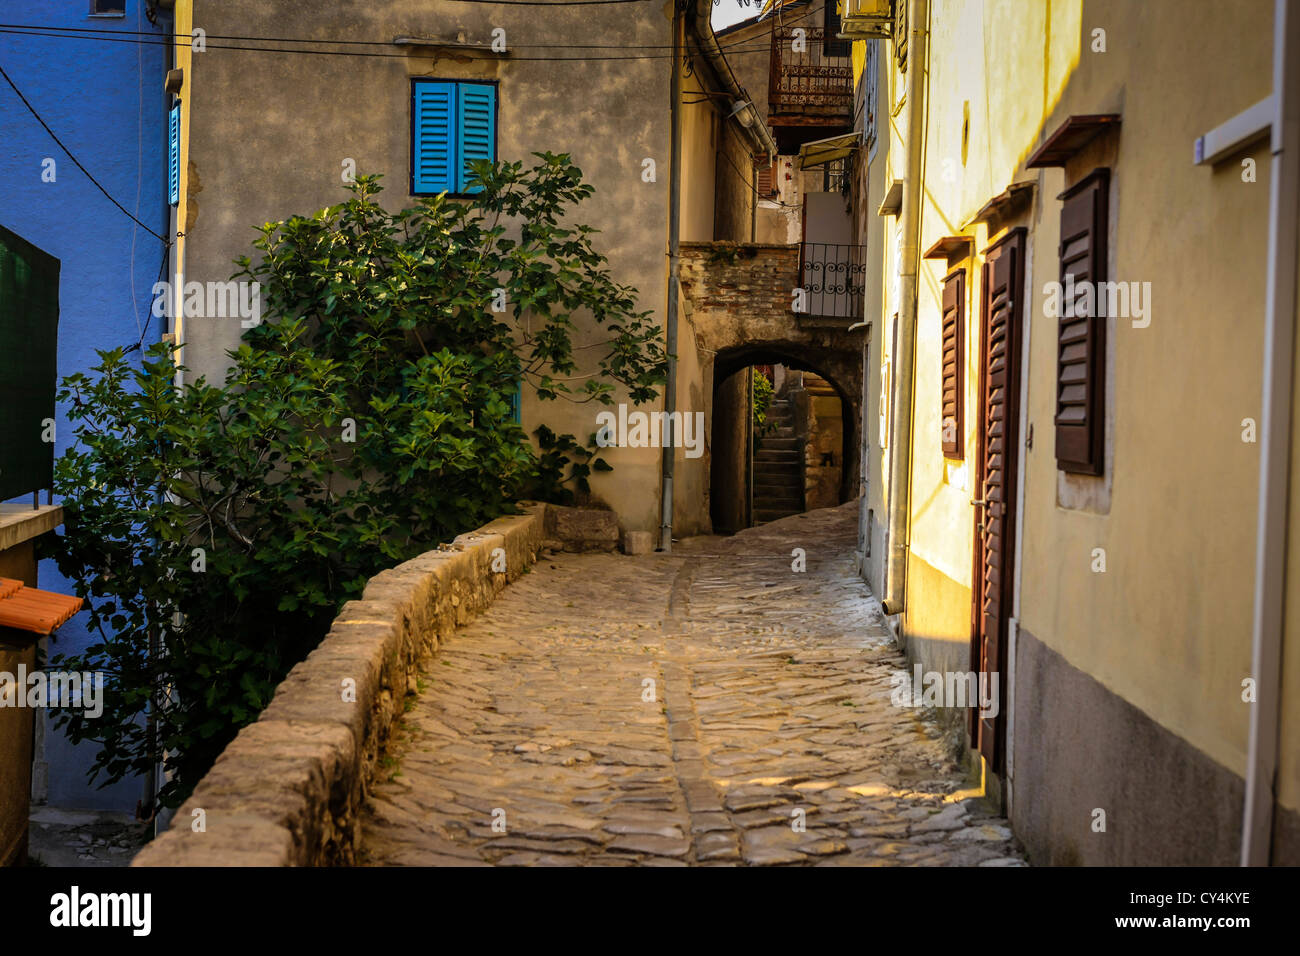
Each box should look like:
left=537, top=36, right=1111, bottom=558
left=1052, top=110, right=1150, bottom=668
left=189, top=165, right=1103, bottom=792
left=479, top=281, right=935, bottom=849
left=758, top=436, right=800, bottom=452
left=755, top=450, right=800, bottom=464
left=754, top=474, right=801, bottom=490
left=754, top=496, right=800, bottom=512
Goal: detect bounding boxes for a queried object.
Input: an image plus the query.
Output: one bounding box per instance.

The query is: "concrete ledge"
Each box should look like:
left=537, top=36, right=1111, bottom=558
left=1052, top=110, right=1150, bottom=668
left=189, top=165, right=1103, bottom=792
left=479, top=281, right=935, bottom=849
left=545, top=505, right=618, bottom=552
left=0, top=504, right=62, bottom=553
left=133, top=505, right=545, bottom=867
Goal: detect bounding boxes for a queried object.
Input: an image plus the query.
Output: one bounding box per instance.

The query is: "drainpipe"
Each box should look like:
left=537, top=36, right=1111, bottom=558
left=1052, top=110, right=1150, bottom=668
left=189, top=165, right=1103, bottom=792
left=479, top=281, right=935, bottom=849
left=881, top=0, right=928, bottom=615
left=659, top=2, right=684, bottom=553
left=1242, top=0, right=1300, bottom=867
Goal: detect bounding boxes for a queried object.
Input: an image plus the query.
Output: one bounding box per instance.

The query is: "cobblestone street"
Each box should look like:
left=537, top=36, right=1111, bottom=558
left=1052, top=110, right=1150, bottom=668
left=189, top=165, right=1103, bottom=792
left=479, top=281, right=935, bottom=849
left=360, top=502, right=1026, bottom=866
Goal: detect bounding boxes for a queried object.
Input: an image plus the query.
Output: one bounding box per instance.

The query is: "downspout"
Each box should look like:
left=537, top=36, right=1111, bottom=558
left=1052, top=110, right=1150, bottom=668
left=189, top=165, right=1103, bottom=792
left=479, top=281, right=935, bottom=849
left=692, top=0, right=778, bottom=159
left=1242, top=0, right=1300, bottom=867
left=659, top=2, right=684, bottom=553
left=881, top=0, right=928, bottom=615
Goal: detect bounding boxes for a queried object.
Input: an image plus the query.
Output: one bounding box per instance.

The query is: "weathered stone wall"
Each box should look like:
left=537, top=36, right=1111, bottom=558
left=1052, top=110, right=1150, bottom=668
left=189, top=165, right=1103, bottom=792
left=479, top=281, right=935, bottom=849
left=709, top=368, right=751, bottom=533
left=680, top=241, right=865, bottom=509
left=680, top=243, right=801, bottom=322
left=132, top=506, right=544, bottom=867
left=802, top=377, right=844, bottom=510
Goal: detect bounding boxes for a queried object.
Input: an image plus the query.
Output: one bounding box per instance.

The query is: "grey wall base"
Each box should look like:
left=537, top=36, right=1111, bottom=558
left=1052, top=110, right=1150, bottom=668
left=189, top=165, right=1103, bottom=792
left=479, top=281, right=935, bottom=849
left=1012, top=626, right=1245, bottom=866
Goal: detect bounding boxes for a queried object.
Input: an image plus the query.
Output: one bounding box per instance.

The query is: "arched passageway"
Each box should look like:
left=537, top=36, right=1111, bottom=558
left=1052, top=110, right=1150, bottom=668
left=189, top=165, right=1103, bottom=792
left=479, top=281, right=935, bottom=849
left=707, top=344, right=861, bottom=533
left=677, top=241, right=866, bottom=536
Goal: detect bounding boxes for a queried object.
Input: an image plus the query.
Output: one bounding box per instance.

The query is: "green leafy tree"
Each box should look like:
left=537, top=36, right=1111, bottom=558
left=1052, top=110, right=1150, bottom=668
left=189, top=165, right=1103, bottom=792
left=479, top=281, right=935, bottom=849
left=44, top=155, right=666, bottom=809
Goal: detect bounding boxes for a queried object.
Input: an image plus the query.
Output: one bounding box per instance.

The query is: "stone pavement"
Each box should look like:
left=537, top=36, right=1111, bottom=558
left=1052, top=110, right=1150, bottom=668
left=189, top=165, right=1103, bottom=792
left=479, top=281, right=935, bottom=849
left=359, top=501, right=1026, bottom=866
left=27, top=808, right=151, bottom=866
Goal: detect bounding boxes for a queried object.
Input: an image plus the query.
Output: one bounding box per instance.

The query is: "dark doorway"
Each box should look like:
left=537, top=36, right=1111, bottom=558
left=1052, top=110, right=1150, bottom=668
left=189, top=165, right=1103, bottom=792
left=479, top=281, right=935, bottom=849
left=971, top=228, right=1026, bottom=772
left=709, top=358, right=853, bottom=534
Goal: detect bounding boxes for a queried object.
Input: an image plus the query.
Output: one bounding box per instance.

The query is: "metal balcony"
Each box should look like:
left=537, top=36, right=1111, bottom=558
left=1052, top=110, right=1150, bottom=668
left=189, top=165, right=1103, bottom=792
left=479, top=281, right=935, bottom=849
left=768, top=27, right=854, bottom=131
left=797, top=242, right=866, bottom=321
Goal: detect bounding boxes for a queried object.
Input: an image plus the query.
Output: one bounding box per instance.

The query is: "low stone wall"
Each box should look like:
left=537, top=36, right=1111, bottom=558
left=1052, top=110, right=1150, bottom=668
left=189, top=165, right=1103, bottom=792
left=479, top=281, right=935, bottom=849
left=132, top=505, right=545, bottom=867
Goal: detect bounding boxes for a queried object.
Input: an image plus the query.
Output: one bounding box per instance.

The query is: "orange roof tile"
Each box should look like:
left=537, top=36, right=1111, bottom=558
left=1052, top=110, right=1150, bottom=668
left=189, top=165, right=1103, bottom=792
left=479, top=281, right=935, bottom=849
left=0, top=584, right=83, bottom=635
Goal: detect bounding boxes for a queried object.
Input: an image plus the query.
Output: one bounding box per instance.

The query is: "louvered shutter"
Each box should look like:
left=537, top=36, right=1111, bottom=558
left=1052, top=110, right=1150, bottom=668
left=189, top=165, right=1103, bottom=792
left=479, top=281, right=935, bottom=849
left=756, top=157, right=777, bottom=198
left=894, top=0, right=908, bottom=72
left=823, top=3, right=850, bottom=57
left=941, top=268, right=965, bottom=458
left=1054, top=168, right=1109, bottom=475
left=412, top=81, right=456, bottom=195
left=456, top=83, right=496, bottom=194
left=508, top=379, right=522, bottom=424
left=168, top=103, right=180, bottom=207
left=977, top=229, right=1025, bottom=770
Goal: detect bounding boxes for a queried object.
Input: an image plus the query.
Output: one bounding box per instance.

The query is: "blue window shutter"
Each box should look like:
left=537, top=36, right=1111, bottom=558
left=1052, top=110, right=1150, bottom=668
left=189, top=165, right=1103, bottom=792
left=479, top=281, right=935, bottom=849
left=456, top=83, right=496, bottom=194
left=168, top=104, right=180, bottom=207
left=508, top=379, right=521, bottom=424
left=413, top=81, right=456, bottom=194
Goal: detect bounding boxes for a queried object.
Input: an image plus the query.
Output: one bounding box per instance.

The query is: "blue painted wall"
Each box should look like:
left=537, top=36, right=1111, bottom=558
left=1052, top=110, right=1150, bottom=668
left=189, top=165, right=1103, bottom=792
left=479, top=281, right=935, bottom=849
left=0, top=1, right=171, bottom=811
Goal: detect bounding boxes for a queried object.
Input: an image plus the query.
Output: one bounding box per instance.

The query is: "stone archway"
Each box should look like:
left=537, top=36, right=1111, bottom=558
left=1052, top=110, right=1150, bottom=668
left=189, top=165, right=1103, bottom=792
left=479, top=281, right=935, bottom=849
left=678, top=241, right=866, bottom=533
left=712, top=343, right=861, bottom=505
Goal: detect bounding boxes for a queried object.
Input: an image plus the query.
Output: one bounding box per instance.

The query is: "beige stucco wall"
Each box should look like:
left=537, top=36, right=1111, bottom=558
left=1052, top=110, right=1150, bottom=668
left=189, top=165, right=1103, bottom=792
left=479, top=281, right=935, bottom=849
left=854, top=35, right=890, bottom=597
left=859, top=0, right=1276, bottom=810
left=1013, top=0, right=1270, bottom=789
left=177, top=0, right=769, bottom=537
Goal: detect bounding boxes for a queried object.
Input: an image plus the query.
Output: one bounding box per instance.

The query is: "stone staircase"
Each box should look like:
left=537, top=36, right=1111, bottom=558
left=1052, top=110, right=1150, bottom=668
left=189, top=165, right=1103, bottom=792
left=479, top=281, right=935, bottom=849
left=753, top=398, right=804, bottom=524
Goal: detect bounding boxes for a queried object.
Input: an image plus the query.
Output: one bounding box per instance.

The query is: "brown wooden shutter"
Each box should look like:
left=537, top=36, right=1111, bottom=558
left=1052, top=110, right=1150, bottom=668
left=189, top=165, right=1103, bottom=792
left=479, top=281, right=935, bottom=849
left=941, top=268, right=965, bottom=458
left=755, top=157, right=777, bottom=199
left=823, top=2, right=850, bottom=58
left=1054, top=167, right=1109, bottom=475
left=976, top=228, right=1026, bottom=771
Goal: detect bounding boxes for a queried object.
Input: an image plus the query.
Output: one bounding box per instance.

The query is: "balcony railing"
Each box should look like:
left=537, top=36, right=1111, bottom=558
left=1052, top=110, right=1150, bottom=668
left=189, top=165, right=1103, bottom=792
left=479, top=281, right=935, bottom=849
left=798, top=243, right=866, bottom=320
left=769, top=27, right=854, bottom=120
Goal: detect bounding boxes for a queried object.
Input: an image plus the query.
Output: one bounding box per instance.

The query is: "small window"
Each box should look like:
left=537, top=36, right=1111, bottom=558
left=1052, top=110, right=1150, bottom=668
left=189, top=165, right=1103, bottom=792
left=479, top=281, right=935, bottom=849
left=411, top=80, right=497, bottom=196
left=168, top=103, right=180, bottom=207
left=1054, top=168, right=1109, bottom=475
left=940, top=268, right=965, bottom=459
left=823, top=2, right=850, bottom=58
left=507, top=380, right=522, bottom=424
left=89, top=1, right=127, bottom=16
left=755, top=156, right=778, bottom=199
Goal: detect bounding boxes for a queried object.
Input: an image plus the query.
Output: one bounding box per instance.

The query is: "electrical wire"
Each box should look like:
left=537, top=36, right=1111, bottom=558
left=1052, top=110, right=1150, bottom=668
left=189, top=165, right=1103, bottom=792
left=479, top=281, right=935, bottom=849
left=126, top=246, right=171, bottom=354
left=0, top=4, right=830, bottom=243
left=0, top=4, right=823, bottom=59
left=440, top=0, right=651, bottom=4
left=0, top=27, right=776, bottom=61
left=0, top=61, right=169, bottom=244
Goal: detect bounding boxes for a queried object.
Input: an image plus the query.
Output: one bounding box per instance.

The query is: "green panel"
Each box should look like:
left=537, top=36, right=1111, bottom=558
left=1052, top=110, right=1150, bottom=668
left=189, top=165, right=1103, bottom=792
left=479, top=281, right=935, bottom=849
left=0, top=225, right=60, bottom=501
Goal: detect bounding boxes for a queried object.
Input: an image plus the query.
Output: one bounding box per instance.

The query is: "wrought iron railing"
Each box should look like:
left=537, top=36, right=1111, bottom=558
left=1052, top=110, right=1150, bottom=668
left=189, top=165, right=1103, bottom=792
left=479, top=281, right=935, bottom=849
left=798, top=242, right=866, bottom=320
left=769, top=27, right=854, bottom=117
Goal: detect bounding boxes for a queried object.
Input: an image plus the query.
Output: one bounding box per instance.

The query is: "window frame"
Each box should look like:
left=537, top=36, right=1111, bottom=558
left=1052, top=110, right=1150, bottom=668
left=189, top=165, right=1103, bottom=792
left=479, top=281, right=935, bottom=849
left=940, top=266, right=966, bottom=460
left=88, top=0, right=127, bottom=18
left=1053, top=166, right=1110, bottom=476
left=409, top=78, right=500, bottom=199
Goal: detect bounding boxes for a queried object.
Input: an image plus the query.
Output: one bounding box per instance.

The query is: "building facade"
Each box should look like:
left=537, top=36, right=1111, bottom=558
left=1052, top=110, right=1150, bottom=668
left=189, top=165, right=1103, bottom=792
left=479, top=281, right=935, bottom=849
left=848, top=0, right=1300, bottom=864
left=168, top=0, right=794, bottom=544
left=0, top=0, right=173, bottom=815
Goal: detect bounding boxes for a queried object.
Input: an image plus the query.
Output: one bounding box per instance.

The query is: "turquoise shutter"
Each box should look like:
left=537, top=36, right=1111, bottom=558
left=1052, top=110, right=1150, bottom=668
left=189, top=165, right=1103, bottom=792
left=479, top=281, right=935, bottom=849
left=456, top=84, right=496, bottom=194
left=413, top=81, right=455, bottom=194
left=507, top=379, right=521, bottom=424
left=168, top=103, right=180, bottom=206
